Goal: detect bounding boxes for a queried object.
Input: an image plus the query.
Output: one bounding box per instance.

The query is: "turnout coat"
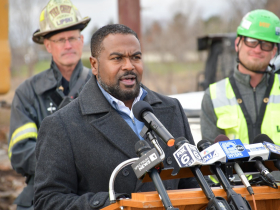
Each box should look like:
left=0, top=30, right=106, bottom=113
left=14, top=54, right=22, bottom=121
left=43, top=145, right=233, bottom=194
left=34, top=76, right=195, bottom=210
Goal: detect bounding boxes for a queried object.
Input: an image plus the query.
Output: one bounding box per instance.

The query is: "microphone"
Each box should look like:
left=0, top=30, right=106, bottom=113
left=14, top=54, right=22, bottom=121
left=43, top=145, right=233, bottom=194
left=173, top=137, right=204, bottom=168
left=199, top=135, right=249, bottom=164
left=132, top=101, right=175, bottom=147
left=199, top=139, right=227, bottom=164
left=254, top=134, right=280, bottom=171
left=249, top=134, right=276, bottom=184
left=174, top=137, right=232, bottom=210
left=132, top=140, right=179, bottom=210
left=197, top=138, right=252, bottom=210
left=132, top=141, right=163, bottom=179
left=214, top=135, right=254, bottom=195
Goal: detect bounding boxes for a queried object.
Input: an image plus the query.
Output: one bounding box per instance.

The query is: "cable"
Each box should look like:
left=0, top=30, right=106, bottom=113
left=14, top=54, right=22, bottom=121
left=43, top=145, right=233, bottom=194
left=252, top=194, right=257, bottom=210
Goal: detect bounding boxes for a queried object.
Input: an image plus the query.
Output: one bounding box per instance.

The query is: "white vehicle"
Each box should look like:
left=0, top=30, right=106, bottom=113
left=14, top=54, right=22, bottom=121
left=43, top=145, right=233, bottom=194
left=169, top=91, right=204, bottom=144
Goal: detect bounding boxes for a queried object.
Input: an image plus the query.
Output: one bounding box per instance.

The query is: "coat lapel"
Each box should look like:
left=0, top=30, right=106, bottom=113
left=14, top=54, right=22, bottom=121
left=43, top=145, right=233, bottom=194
left=90, top=110, right=140, bottom=158
left=79, top=78, right=177, bottom=191
left=78, top=78, right=175, bottom=159
left=79, top=77, right=140, bottom=158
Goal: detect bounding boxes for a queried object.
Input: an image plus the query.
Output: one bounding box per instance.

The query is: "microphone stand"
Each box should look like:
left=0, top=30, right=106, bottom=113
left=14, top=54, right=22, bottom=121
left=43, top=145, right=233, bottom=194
left=143, top=129, right=179, bottom=210
left=109, top=158, right=139, bottom=203
left=211, top=162, right=252, bottom=210
left=109, top=128, right=179, bottom=210
left=191, top=166, right=232, bottom=210
left=174, top=138, right=232, bottom=209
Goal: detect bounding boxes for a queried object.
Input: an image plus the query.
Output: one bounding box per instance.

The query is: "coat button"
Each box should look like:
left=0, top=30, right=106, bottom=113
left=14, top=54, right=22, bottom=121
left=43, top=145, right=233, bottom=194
left=93, top=201, right=100, bottom=206
left=122, top=168, right=130, bottom=176
left=166, top=157, right=172, bottom=165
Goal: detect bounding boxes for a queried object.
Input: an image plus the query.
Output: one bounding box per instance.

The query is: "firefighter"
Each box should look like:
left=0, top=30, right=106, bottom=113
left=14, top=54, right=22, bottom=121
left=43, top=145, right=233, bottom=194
left=201, top=9, right=280, bottom=145
left=8, top=0, right=91, bottom=209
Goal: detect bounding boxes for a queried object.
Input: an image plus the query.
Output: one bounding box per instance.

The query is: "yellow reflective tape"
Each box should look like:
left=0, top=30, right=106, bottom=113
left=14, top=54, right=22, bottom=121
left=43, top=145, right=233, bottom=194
left=210, top=83, right=217, bottom=100
left=11, top=122, right=37, bottom=141
left=9, top=123, right=37, bottom=159
left=8, top=132, right=37, bottom=159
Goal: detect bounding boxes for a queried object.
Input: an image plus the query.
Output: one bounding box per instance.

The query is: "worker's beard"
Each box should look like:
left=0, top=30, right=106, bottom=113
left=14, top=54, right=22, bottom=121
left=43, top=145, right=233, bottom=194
left=239, top=56, right=269, bottom=72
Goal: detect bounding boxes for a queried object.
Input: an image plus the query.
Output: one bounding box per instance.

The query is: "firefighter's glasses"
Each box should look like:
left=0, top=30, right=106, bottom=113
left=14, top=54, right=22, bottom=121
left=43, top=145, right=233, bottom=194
left=49, top=36, right=81, bottom=46
left=243, top=37, right=275, bottom=52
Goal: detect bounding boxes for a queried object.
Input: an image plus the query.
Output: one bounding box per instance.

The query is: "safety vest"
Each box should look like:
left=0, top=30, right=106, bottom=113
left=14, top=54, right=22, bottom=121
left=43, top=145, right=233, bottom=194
left=209, top=74, right=280, bottom=145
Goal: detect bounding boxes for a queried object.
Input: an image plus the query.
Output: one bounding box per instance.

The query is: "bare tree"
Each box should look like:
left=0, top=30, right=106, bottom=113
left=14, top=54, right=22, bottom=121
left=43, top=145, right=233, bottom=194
left=9, top=0, right=48, bottom=77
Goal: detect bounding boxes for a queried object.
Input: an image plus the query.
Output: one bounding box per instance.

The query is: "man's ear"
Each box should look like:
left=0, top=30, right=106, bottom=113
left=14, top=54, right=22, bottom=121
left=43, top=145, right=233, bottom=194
left=235, top=37, right=241, bottom=52
left=44, top=39, right=52, bottom=53
left=271, top=46, right=278, bottom=59
left=90, top=56, right=98, bottom=76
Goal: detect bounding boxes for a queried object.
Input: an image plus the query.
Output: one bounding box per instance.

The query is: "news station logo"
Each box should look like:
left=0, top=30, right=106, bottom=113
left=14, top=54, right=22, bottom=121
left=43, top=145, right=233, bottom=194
left=173, top=144, right=194, bottom=167
left=265, top=142, right=279, bottom=154
left=181, top=154, right=192, bottom=165
left=219, top=139, right=249, bottom=160
left=203, top=150, right=219, bottom=162
left=190, top=145, right=202, bottom=161
left=236, top=145, right=245, bottom=152
left=149, top=153, right=158, bottom=162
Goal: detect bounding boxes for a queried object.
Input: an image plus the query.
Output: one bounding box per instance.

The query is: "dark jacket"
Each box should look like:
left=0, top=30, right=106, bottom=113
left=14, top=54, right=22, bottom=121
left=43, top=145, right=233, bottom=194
left=34, top=76, right=195, bottom=210
left=8, top=60, right=91, bottom=208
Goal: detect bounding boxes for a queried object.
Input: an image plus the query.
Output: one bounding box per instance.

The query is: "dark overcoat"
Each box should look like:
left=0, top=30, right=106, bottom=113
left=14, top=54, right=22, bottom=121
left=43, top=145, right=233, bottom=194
left=34, top=76, right=195, bottom=210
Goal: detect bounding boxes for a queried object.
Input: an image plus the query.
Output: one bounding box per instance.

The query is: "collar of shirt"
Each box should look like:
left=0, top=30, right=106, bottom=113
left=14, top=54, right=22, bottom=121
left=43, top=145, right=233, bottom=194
left=97, top=81, right=147, bottom=119
left=234, top=66, right=270, bottom=88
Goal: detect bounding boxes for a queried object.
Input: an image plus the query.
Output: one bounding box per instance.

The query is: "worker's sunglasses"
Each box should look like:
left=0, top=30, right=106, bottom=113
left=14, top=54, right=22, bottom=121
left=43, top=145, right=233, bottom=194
left=243, top=36, right=275, bottom=52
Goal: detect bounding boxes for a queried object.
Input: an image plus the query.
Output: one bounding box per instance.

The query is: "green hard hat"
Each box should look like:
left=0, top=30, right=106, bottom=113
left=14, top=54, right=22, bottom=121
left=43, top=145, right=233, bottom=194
left=237, top=9, right=280, bottom=43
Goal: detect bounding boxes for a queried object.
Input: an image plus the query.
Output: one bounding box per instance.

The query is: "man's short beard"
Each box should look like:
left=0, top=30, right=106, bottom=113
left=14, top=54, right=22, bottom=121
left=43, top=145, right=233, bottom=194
left=98, top=71, right=141, bottom=102
left=240, top=59, right=269, bottom=72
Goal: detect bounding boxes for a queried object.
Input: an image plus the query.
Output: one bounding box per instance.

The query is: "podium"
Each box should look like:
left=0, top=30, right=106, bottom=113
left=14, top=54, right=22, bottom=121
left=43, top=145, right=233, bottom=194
left=102, top=186, right=280, bottom=210
left=103, top=160, right=280, bottom=209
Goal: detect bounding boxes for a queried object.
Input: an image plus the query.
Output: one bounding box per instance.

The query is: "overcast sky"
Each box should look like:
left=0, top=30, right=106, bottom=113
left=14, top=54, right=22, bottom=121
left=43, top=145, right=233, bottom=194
left=71, top=0, right=230, bottom=43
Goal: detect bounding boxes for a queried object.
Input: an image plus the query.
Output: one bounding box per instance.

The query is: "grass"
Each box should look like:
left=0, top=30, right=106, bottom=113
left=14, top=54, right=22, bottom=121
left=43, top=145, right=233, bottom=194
left=10, top=60, right=204, bottom=94
left=144, top=62, right=204, bottom=74
left=11, top=59, right=91, bottom=78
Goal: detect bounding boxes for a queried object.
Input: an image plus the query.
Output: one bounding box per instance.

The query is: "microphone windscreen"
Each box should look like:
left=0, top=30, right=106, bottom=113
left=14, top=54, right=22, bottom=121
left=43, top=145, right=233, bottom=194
left=132, top=101, right=154, bottom=122
left=214, top=134, right=230, bottom=143
left=174, top=137, right=189, bottom=150
left=135, top=140, right=151, bottom=157
left=253, top=134, right=274, bottom=144
left=197, top=139, right=212, bottom=152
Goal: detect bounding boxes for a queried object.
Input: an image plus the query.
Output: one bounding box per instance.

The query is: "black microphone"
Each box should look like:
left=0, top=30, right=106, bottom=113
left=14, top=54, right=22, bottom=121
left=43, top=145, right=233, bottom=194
left=133, top=140, right=179, bottom=210
left=174, top=137, right=232, bottom=210
left=197, top=138, right=252, bottom=210
left=254, top=134, right=280, bottom=172
left=251, top=134, right=276, bottom=184
left=214, top=135, right=254, bottom=195
left=133, top=101, right=175, bottom=147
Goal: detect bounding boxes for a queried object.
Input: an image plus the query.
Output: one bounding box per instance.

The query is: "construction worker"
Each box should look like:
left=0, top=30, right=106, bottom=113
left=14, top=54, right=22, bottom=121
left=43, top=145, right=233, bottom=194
left=201, top=9, right=280, bottom=145
left=8, top=0, right=91, bottom=209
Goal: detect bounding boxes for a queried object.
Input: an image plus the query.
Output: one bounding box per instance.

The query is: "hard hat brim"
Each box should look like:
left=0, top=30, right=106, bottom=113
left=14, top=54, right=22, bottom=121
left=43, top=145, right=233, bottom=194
left=32, top=17, right=91, bottom=44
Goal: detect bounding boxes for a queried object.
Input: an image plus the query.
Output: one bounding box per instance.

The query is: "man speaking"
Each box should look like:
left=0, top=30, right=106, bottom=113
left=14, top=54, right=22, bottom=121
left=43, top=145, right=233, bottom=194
left=34, top=24, right=198, bottom=209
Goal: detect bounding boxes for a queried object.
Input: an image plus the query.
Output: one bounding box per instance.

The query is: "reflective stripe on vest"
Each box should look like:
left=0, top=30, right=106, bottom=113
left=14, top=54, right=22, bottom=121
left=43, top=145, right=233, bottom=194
left=8, top=122, right=38, bottom=159
left=209, top=74, right=280, bottom=145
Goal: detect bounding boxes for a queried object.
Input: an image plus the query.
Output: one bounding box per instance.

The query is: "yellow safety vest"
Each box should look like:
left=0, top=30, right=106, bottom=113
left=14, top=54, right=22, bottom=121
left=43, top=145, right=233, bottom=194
left=209, top=74, right=280, bottom=145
